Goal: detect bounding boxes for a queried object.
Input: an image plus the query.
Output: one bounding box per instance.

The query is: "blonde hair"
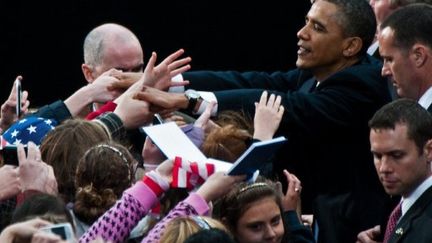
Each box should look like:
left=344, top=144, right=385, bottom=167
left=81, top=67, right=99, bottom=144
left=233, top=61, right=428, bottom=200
left=160, top=216, right=231, bottom=243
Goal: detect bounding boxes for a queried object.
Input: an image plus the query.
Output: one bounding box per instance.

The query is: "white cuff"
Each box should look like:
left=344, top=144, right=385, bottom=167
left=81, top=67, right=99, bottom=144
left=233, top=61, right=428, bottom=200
left=196, top=91, right=218, bottom=116
left=168, top=74, right=185, bottom=93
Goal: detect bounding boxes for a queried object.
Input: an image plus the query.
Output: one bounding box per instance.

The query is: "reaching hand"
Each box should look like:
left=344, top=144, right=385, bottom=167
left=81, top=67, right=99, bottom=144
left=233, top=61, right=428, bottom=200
left=133, top=86, right=186, bottom=112
left=1, top=76, right=30, bottom=132
left=114, top=91, right=154, bottom=129
left=161, top=112, right=187, bottom=126
left=155, top=159, right=175, bottom=185
left=194, top=101, right=219, bottom=134
left=253, top=91, right=284, bottom=141
left=356, top=225, right=381, bottom=243
left=18, top=142, right=58, bottom=195
left=0, top=165, right=21, bottom=200
left=142, top=49, right=191, bottom=91
left=0, top=218, right=53, bottom=242
left=88, top=69, right=126, bottom=103
left=280, top=169, right=302, bottom=212
left=109, top=71, right=142, bottom=90
left=196, top=172, right=246, bottom=202
left=31, top=231, right=67, bottom=243
left=113, top=49, right=191, bottom=110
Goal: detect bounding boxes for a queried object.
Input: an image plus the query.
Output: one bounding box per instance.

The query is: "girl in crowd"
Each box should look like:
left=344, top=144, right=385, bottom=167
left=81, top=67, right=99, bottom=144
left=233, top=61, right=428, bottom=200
left=159, top=215, right=231, bottom=243
left=80, top=158, right=245, bottom=243
left=217, top=170, right=314, bottom=243
left=40, top=118, right=111, bottom=203
left=72, top=141, right=137, bottom=237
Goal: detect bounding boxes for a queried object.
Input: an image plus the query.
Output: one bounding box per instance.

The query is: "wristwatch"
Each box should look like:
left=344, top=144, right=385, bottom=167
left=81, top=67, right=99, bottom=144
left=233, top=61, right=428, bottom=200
left=184, top=89, right=201, bottom=113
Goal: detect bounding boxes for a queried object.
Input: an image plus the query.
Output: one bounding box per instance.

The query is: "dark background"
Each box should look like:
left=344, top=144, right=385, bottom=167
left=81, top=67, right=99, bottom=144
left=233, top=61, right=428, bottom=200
left=0, top=1, right=310, bottom=107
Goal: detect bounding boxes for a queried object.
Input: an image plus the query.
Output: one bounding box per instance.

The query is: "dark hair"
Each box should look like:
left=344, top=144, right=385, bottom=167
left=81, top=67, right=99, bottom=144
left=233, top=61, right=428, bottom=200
left=40, top=118, right=110, bottom=203
left=389, top=0, right=432, bottom=6
left=369, top=98, right=432, bottom=153
left=73, top=141, right=135, bottom=224
left=184, top=228, right=236, bottom=243
left=323, top=0, right=377, bottom=55
left=380, top=4, right=432, bottom=52
left=216, top=177, right=282, bottom=234
left=11, top=193, right=73, bottom=226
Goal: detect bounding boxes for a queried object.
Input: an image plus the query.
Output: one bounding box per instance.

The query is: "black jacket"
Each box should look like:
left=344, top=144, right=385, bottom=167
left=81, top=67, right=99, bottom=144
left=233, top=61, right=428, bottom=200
left=184, top=55, right=392, bottom=243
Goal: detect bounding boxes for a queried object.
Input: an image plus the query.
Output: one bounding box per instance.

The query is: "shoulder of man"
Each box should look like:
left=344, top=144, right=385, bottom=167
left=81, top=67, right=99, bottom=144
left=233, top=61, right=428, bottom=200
left=330, top=55, right=384, bottom=81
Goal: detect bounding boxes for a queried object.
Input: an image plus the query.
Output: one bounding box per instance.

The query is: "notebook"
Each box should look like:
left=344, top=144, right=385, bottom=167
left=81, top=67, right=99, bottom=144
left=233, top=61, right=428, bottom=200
left=227, top=136, right=287, bottom=179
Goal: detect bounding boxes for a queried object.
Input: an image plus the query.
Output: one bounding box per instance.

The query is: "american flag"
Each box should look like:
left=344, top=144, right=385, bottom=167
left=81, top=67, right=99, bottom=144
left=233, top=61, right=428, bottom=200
left=0, top=116, right=57, bottom=149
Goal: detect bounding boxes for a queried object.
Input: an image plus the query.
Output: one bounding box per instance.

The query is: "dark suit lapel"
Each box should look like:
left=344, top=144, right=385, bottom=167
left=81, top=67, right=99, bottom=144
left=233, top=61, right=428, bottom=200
left=391, top=186, right=432, bottom=243
left=298, top=77, right=316, bottom=94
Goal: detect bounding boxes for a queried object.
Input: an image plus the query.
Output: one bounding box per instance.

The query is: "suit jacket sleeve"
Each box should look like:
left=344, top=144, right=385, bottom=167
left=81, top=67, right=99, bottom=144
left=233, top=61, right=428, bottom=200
left=184, top=59, right=388, bottom=140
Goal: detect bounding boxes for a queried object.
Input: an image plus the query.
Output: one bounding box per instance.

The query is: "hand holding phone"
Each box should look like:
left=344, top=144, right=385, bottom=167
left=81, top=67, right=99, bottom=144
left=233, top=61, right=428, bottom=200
left=39, top=223, right=74, bottom=241
left=2, top=145, right=27, bottom=166
left=15, top=77, right=22, bottom=118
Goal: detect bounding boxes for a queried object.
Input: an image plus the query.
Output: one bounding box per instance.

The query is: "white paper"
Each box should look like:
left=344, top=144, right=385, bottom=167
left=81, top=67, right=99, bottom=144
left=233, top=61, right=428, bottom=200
left=143, top=122, right=284, bottom=182
left=142, top=122, right=207, bottom=162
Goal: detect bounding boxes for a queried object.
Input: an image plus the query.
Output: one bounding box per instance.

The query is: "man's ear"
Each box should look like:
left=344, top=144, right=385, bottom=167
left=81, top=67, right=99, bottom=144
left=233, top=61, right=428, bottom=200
left=411, top=44, right=428, bottom=68
left=342, top=37, right=363, bottom=57
left=81, top=63, right=95, bottom=83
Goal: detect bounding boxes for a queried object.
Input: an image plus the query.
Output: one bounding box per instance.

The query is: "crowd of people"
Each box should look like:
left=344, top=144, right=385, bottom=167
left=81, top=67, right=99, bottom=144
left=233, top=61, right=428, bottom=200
left=1, top=0, right=432, bottom=243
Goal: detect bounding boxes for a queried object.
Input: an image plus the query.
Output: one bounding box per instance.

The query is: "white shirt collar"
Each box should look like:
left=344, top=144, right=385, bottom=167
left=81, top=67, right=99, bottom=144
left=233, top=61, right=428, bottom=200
left=401, top=176, right=432, bottom=215
left=418, top=86, right=432, bottom=110
left=367, top=41, right=379, bottom=56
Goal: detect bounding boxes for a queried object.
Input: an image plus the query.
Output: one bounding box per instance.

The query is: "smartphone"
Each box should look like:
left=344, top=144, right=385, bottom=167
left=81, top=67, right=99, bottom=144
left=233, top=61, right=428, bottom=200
left=1, top=145, right=27, bottom=166
left=39, top=223, right=74, bottom=241
left=15, top=78, right=22, bottom=118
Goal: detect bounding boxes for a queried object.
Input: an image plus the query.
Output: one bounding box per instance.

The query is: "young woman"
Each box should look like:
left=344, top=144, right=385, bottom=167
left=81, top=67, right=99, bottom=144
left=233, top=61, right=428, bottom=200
left=217, top=170, right=314, bottom=243
left=72, top=141, right=137, bottom=237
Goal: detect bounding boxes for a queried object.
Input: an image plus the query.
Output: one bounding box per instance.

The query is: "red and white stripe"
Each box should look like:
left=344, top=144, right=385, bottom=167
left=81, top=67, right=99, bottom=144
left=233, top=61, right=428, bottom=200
left=171, top=156, right=215, bottom=189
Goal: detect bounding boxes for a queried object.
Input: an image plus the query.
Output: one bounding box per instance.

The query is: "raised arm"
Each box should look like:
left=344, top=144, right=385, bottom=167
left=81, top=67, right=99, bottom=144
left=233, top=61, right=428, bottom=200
left=143, top=172, right=246, bottom=242
left=253, top=91, right=284, bottom=141
left=64, top=69, right=127, bottom=117
left=1, top=76, right=30, bottom=132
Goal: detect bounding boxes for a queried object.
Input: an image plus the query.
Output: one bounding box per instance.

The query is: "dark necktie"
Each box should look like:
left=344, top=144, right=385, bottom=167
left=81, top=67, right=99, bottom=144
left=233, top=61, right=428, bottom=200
left=383, top=202, right=402, bottom=243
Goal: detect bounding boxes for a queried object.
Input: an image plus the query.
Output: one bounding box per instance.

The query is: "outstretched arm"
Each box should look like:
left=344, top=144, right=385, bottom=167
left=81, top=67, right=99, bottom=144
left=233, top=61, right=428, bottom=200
left=111, top=48, right=191, bottom=91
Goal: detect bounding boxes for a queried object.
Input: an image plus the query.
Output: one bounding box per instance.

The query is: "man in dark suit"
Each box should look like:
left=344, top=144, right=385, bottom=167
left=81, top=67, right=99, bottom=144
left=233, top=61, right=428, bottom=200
left=368, top=0, right=432, bottom=100
left=367, top=0, right=432, bottom=58
left=378, top=4, right=432, bottom=112
left=357, top=99, right=432, bottom=243
left=135, top=0, right=391, bottom=242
